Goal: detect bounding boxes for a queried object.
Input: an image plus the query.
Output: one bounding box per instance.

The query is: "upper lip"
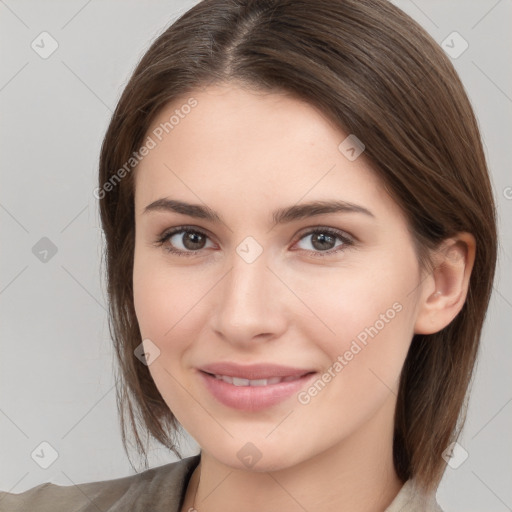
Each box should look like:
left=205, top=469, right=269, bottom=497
left=199, top=362, right=315, bottom=380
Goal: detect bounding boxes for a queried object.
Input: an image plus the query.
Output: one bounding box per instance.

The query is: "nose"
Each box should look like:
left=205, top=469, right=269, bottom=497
left=210, top=249, right=289, bottom=347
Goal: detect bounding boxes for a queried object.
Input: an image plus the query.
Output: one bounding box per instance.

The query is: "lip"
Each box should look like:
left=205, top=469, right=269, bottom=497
left=197, top=362, right=317, bottom=412
left=199, top=362, right=314, bottom=380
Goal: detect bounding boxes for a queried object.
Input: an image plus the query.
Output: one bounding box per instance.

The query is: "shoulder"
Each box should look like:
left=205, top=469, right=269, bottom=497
left=0, top=454, right=200, bottom=512
left=385, top=479, right=444, bottom=512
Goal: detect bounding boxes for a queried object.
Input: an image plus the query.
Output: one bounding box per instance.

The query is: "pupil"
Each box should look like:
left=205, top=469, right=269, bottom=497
left=184, top=232, right=205, bottom=250
left=313, top=233, right=334, bottom=250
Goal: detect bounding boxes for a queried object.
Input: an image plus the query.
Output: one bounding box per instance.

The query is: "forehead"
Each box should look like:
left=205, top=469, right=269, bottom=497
left=133, top=84, right=402, bottom=224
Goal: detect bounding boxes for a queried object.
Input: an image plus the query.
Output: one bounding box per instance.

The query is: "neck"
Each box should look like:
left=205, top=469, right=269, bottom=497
left=182, top=397, right=403, bottom=512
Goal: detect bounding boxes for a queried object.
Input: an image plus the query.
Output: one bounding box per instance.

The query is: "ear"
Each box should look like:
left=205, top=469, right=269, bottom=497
left=414, top=233, right=476, bottom=335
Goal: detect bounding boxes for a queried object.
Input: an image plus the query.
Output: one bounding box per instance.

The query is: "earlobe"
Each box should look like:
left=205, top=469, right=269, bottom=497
left=414, top=233, right=476, bottom=335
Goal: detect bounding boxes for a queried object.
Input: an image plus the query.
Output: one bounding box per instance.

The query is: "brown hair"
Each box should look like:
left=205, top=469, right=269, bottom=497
left=98, top=0, right=497, bottom=493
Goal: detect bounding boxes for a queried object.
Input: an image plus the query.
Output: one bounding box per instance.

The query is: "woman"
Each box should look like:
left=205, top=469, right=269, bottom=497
left=0, top=0, right=497, bottom=510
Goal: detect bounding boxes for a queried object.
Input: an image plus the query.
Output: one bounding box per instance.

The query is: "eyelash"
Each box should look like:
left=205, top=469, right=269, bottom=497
left=154, top=225, right=355, bottom=259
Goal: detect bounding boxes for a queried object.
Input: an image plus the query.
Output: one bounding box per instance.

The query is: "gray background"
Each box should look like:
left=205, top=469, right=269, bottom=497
left=0, top=1, right=510, bottom=510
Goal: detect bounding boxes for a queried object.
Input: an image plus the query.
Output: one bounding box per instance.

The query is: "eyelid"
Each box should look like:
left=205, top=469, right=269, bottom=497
left=294, top=225, right=355, bottom=243
left=155, top=224, right=355, bottom=257
left=156, top=224, right=214, bottom=239
left=154, top=224, right=218, bottom=250
left=157, top=224, right=355, bottom=243
left=290, top=226, right=355, bottom=257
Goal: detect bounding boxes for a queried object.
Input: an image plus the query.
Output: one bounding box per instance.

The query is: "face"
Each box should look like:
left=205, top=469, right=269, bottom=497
left=132, top=83, right=425, bottom=471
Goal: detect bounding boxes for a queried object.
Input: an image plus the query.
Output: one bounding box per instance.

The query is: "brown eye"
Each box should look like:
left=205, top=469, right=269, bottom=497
left=157, top=227, right=215, bottom=256
left=309, top=232, right=337, bottom=251
left=178, top=231, right=207, bottom=250
left=294, top=227, right=353, bottom=257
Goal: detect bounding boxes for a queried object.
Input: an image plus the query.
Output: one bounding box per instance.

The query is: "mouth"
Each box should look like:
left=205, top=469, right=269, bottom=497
left=198, top=361, right=315, bottom=380
left=202, top=372, right=313, bottom=386
left=197, top=363, right=317, bottom=411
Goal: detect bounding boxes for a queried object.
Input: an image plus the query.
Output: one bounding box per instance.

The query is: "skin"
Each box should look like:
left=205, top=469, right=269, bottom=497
left=132, top=83, right=475, bottom=512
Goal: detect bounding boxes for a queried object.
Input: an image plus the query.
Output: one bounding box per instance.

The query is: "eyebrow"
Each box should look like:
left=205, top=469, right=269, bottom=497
left=143, top=198, right=375, bottom=225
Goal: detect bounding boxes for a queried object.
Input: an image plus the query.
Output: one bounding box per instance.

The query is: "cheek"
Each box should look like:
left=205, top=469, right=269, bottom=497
left=133, top=260, right=167, bottom=339
left=292, top=255, right=417, bottom=390
left=290, top=282, right=414, bottom=438
left=132, top=256, right=204, bottom=413
left=133, top=250, right=202, bottom=341
left=132, top=252, right=218, bottom=410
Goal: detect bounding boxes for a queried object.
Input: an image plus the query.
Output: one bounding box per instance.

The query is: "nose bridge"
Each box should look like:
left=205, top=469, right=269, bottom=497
left=211, top=244, right=286, bottom=343
left=223, top=248, right=273, bottom=318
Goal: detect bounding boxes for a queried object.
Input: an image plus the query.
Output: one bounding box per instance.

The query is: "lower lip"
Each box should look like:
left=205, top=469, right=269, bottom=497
left=198, top=371, right=316, bottom=412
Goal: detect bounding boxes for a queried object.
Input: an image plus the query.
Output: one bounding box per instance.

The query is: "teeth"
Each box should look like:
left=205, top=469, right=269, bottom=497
left=213, top=374, right=302, bottom=386
left=232, top=377, right=250, bottom=386
left=249, top=379, right=269, bottom=386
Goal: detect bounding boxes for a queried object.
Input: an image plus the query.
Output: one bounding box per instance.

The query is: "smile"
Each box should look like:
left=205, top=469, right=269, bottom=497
left=209, top=373, right=305, bottom=386
left=198, top=368, right=317, bottom=411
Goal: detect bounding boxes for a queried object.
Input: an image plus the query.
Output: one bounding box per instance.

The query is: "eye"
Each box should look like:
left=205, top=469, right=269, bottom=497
left=155, top=226, right=215, bottom=257
left=155, top=225, right=354, bottom=258
left=293, top=227, right=353, bottom=257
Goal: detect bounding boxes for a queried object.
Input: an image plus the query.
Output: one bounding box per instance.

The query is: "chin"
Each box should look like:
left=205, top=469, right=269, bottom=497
left=200, top=436, right=310, bottom=473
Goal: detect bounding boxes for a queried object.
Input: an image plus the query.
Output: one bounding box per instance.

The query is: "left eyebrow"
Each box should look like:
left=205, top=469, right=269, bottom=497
left=143, top=198, right=375, bottom=225
left=272, top=199, right=375, bottom=224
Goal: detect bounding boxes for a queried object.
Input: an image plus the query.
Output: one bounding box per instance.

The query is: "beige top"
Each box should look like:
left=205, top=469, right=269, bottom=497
left=0, top=454, right=443, bottom=511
